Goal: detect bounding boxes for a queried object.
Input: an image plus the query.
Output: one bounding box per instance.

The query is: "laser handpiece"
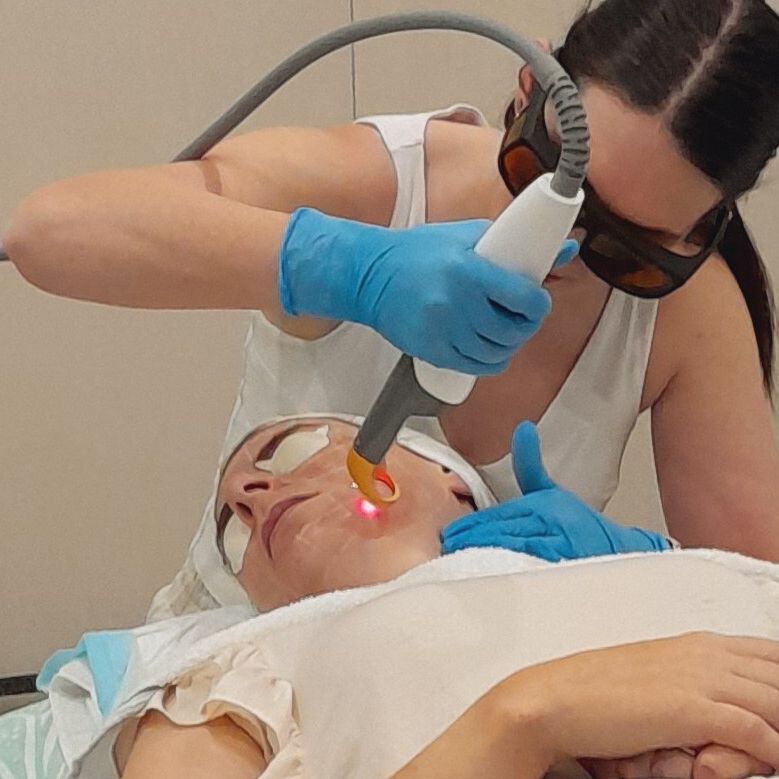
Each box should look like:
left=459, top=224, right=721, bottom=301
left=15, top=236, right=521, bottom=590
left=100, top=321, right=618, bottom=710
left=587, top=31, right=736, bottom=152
left=347, top=174, right=587, bottom=506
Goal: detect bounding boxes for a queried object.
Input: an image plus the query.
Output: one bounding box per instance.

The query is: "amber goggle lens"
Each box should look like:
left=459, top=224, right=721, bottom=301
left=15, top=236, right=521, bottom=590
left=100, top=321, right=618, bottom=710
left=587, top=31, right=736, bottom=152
left=580, top=201, right=718, bottom=294
left=501, top=143, right=546, bottom=194
left=583, top=235, right=674, bottom=294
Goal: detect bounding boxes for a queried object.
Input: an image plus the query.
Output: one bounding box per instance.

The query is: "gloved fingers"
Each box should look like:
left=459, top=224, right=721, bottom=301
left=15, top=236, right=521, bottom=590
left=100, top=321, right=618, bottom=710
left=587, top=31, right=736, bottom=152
left=632, top=527, right=672, bottom=552
left=442, top=504, right=537, bottom=534
left=595, top=519, right=670, bottom=555
left=489, top=284, right=551, bottom=325
left=429, top=218, right=493, bottom=244
left=507, top=537, right=566, bottom=562
left=441, top=532, right=507, bottom=554
left=552, top=239, right=580, bottom=269
left=512, top=421, right=557, bottom=493
left=442, top=527, right=553, bottom=555
left=450, top=344, right=510, bottom=376
left=473, top=259, right=552, bottom=321
left=477, top=304, right=548, bottom=363
left=442, top=511, right=546, bottom=543
left=469, top=322, right=524, bottom=349
left=454, top=326, right=519, bottom=366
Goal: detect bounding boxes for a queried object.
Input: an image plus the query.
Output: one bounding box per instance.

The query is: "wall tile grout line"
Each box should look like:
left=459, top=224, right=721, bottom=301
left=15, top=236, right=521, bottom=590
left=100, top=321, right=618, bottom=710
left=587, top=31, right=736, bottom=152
left=349, top=0, right=357, bottom=119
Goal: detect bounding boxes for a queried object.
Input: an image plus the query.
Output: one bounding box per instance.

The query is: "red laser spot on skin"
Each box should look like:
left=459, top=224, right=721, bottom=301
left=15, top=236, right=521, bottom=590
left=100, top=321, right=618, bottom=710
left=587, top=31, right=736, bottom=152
left=353, top=496, right=382, bottom=520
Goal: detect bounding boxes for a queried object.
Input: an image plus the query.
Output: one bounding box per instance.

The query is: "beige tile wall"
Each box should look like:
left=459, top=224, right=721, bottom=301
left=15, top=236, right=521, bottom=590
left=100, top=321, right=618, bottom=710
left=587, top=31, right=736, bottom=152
left=353, top=0, right=585, bottom=119
left=1, top=1, right=777, bottom=675
left=0, top=1, right=352, bottom=675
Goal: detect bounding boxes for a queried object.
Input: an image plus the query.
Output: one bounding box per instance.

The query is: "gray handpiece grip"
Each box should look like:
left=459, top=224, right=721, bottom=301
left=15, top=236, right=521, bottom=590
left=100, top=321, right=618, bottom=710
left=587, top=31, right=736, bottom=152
left=352, top=355, right=446, bottom=465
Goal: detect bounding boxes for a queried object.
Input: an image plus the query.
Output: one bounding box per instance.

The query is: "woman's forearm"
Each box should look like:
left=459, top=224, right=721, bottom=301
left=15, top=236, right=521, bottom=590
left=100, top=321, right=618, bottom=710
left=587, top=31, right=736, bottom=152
left=4, top=165, right=290, bottom=312
left=391, top=684, right=552, bottom=779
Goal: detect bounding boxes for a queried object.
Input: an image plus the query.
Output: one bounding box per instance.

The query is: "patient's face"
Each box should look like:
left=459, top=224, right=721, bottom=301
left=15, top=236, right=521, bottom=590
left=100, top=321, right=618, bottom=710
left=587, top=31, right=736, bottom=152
left=216, top=419, right=475, bottom=610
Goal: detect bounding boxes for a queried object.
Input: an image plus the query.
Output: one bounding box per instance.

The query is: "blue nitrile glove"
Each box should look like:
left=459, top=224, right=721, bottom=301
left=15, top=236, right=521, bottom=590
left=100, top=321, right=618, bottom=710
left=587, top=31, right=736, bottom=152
left=279, top=208, right=578, bottom=375
left=441, top=421, right=671, bottom=561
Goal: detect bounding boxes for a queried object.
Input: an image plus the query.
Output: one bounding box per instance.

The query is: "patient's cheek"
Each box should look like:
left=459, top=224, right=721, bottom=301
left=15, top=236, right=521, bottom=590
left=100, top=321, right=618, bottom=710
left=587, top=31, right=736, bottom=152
left=352, top=497, right=383, bottom=520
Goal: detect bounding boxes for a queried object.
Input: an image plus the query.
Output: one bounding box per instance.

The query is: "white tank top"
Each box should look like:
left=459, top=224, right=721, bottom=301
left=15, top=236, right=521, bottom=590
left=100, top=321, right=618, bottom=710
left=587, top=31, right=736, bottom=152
left=169, top=104, right=658, bottom=609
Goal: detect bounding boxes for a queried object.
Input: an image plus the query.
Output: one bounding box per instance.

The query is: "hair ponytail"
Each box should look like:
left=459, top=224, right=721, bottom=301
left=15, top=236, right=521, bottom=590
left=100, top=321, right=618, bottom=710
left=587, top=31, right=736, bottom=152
left=720, top=206, right=775, bottom=394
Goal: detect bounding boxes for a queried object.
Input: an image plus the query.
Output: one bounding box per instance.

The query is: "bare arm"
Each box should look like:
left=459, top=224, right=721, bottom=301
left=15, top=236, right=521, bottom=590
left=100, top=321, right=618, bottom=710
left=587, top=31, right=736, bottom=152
left=121, top=711, right=266, bottom=779
left=391, top=686, right=549, bottom=779
left=119, top=701, right=546, bottom=779
left=120, top=634, right=779, bottom=779
left=650, top=256, right=779, bottom=561
left=3, top=124, right=396, bottom=326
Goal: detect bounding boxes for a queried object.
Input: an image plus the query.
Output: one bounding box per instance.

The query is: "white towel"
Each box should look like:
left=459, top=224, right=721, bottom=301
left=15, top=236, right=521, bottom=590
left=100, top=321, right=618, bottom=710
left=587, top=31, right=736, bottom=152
left=48, top=549, right=779, bottom=778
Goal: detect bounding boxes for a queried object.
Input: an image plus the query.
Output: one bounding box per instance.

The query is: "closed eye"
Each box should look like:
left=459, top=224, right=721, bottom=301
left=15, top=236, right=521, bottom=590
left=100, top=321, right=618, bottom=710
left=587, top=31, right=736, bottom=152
left=454, top=490, right=477, bottom=512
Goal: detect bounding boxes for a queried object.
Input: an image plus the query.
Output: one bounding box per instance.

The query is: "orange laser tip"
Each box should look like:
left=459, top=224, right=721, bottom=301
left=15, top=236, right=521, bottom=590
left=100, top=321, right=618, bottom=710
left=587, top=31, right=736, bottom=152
left=346, top=447, right=400, bottom=508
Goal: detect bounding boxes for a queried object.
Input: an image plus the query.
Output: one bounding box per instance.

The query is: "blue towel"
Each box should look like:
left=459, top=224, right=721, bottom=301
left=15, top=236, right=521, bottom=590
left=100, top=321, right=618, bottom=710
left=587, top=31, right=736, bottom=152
left=37, top=630, right=132, bottom=716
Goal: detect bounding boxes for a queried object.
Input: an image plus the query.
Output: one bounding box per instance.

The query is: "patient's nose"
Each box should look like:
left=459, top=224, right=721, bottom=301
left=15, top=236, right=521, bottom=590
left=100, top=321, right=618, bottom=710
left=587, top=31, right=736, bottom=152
left=240, top=475, right=271, bottom=494
left=222, top=472, right=276, bottom=526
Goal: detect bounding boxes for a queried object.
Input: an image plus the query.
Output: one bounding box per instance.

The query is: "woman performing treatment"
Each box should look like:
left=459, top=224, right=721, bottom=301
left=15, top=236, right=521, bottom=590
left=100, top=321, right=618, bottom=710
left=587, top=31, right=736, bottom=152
left=4, top=1, right=778, bottom=619
left=2, top=1, right=779, bottom=775
left=3, top=416, right=778, bottom=779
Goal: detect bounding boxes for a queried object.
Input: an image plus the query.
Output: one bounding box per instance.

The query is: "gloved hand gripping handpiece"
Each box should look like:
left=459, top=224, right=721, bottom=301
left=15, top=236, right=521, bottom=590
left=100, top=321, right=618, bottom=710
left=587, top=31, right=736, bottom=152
left=347, top=174, right=586, bottom=506
left=0, top=10, right=590, bottom=509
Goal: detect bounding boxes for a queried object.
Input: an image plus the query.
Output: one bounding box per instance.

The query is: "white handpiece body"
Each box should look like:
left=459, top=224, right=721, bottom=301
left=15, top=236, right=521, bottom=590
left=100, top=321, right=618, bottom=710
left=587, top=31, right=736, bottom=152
left=413, top=173, right=585, bottom=404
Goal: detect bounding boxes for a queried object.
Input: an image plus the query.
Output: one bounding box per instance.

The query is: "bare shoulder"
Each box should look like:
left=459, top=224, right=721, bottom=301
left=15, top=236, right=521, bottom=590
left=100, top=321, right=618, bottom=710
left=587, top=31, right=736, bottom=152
left=121, top=710, right=266, bottom=779
left=200, top=122, right=397, bottom=224
left=424, top=117, right=506, bottom=222
left=643, top=253, right=755, bottom=407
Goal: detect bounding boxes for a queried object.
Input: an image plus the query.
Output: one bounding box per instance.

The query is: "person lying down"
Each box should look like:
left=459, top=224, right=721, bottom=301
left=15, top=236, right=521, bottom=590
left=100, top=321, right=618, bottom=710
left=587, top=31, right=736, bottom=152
left=8, top=416, right=779, bottom=779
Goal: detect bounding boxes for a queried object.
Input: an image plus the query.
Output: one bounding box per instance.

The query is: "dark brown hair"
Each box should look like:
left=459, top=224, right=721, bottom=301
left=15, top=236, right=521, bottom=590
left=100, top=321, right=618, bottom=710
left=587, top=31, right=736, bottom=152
left=558, top=0, right=779, bottom=394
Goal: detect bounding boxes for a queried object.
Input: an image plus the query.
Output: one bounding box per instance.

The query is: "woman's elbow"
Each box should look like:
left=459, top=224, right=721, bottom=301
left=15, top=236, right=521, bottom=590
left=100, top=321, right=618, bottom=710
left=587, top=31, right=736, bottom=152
left=3, top=186, right=80, bottom=294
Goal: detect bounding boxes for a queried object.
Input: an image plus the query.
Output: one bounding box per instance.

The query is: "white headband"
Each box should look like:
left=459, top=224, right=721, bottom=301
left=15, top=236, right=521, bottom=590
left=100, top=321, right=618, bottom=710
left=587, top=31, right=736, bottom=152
left=220, top=411, right=496, bottom=511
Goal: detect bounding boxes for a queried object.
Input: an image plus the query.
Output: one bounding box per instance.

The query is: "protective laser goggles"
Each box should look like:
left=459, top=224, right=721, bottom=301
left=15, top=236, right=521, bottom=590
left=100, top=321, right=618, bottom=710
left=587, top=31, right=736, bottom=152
left=498, top=83, right=732, bottom=298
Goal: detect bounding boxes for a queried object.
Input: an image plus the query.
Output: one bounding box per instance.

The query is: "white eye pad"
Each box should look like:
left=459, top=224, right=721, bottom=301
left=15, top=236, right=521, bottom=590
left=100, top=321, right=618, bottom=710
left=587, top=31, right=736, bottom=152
left=255, top=425, right=330, bottom=475
left=223, top=517, right=251, bottom=575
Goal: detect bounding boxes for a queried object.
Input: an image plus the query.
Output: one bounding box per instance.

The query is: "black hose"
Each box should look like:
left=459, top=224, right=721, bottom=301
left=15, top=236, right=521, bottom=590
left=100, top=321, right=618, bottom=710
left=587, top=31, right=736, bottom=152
left=0, top=674, right=38, bottom=697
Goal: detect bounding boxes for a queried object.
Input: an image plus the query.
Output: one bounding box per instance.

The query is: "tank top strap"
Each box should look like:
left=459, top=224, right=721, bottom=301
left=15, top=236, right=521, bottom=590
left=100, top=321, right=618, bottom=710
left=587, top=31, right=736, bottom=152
left=537, top=289, right=658, bottom=509
left=553, top=289, right=658, bottom=416
left=355, top=104, right=487, bottom=229
left=478, top=290, right=658, bottom=509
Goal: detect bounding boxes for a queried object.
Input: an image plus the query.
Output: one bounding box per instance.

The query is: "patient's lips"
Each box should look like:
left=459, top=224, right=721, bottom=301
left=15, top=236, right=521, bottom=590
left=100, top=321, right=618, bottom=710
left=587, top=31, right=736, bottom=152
left=263, top=493, right=318, bottom=559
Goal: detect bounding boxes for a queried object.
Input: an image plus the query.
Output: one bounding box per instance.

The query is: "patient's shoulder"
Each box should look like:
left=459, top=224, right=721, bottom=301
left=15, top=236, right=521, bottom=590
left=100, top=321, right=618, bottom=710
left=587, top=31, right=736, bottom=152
left=120, top=710, right=266, bottom=779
